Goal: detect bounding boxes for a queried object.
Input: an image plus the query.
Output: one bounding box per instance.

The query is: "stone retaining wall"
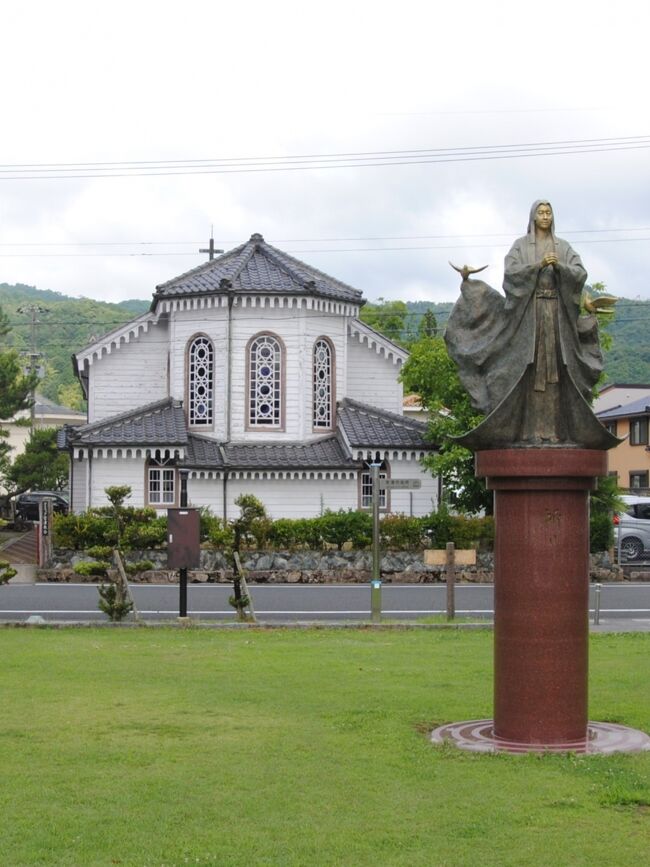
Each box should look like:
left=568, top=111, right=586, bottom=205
left=38, top=548, right=625, bottom=583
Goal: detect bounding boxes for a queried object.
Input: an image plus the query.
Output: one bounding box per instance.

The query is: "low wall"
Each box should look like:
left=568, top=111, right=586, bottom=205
left=38, top=548, right=625, bottom=584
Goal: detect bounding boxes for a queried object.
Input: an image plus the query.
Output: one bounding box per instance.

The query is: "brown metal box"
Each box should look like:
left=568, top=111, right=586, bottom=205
left=167, top=508, right=201, bottom=569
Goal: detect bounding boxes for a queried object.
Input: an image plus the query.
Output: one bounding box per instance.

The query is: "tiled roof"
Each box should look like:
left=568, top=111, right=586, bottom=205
left=338, top=398, right=434, bottom=449
left=184, top=434, right=357, bottom=470
left=59, top=397, right=435, bottom=460
left=597, top=395, right=650, bottom=420
left=65, top=398, right=188, bottom=446
left=153, top=234, right=364, bottom=305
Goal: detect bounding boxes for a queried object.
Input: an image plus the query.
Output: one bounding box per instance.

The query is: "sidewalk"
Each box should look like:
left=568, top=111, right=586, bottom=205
left=590, top=618, right=650, bottom=633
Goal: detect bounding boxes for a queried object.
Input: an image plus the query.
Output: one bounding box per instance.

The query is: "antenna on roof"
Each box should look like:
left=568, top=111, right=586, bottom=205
left=199, top=226, right=224, bottom=261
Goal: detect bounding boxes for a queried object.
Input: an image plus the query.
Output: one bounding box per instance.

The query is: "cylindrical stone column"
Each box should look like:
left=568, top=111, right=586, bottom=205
left=476, top=449, right=607, bottom=746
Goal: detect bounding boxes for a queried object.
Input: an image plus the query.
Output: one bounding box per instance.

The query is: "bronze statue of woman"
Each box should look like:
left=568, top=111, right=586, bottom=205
left=444, top=200, right=619, bottom=450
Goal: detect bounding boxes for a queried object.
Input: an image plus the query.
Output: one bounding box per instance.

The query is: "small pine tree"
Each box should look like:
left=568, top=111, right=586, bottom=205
left=98, top=581, right=133, bottom=622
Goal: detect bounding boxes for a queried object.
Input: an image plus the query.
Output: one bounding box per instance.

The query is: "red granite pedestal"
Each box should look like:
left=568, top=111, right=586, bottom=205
left=430, top=449, right=650, bottom=755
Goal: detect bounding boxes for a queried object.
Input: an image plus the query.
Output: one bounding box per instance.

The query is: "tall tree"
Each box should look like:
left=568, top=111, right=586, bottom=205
left=400, top=335, right=492, bottom=514
left=418, top=309, right=438, bottom=339
left=4, top=428, right=69, bottom=496
left=0, top=305, right=39, bottom=484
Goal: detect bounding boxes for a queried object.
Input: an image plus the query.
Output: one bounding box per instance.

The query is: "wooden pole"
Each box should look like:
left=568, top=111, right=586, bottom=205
left=446, top=541, right=455, bottom=621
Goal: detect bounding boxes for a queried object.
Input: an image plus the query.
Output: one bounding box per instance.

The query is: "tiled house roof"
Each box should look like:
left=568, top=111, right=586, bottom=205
left=62, top=398, right=188, bottom=446
left=338, top=398, right=433, bottom=449
left=59, top=399, right=435, bottom=463
left=152, top=233, right=364, bottom=307
left=597, top=395, right=650, bottom=421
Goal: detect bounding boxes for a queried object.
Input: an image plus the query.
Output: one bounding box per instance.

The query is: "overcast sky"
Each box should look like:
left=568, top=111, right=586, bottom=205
left=2, top=0, right=650, bottom=307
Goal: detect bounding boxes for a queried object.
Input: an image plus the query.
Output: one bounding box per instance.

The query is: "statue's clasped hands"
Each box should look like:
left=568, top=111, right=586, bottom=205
left=540, top=252, right=559, bottom=268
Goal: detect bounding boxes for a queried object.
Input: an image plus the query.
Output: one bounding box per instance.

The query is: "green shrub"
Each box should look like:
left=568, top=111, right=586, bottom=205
left=73, top=560, right=111, bottom=577
left=317, top=510, right=373, bottom=550
left=208, top=519, right=235, bottom=550
left=86, top=545, right=113, bottom=560
left=420, top=510, right=494, bottom=551
left=124, top=560, right=155, bottom=575
left=53, top=512, right=117, bottom=550
left=421, top=509, right=454, bottom=547
left=452, top=515, right=494, bottom=550
left=267, top=517, right=323, bottom=549
left=121, top=515, right=167, bottom=549
left=0, top=559, right=17, bottom=584
left=379, top=515, right=424, bottom=550
left=97, top=582, right=133, bottom=622
left=590, top=511, right=614, bottom=553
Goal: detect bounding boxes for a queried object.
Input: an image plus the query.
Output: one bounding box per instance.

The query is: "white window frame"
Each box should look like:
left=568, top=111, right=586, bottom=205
left=148, top=465, right=176, bottom=506
left=248, top=333, right=283, bottom=428
left=313, top=338, right=333, bottom=430
left=188, top=335, right=214, bottom=427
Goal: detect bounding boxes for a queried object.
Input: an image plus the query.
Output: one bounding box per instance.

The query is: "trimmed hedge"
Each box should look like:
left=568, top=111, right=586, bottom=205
left=54, top=506, right=496, bottom=552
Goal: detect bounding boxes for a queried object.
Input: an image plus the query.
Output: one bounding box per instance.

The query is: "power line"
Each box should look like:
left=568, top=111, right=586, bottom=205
left=1, top=225, right=650, bottom=248
left=1, top=136, right=649, bottom=180
left=0, top=236, right=649, bottom=258
left=1, top=134, right=648, bottom=170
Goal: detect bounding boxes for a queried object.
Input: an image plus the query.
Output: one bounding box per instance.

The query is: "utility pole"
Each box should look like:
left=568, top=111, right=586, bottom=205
left=199, top=227, right=224, bottom=261
left=17, top=304, right=48, bottom=432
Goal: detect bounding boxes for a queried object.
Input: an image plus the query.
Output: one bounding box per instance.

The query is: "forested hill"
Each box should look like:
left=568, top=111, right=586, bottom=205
left=0, top=282, right=149, bottom=409
left=375, top=298, right=650, bottom=384
left=0, top=282, right=648, bottom=411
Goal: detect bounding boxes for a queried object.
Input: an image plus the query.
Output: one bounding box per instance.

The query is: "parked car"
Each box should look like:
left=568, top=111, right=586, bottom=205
left=13, top=491, right=69, bottom=523
left=615, top=495, right=650, bottom=561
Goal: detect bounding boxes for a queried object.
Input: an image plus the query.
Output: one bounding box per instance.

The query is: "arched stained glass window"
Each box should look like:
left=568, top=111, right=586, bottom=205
left=188, top=336, right=214, bottom=426
left=313, top=338, right=333, bottom=429
left=249, top=334, right=282, bottom=427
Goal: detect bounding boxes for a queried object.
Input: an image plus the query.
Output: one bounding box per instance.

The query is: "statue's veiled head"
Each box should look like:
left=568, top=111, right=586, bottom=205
left=527, top=200, right=556, bottom=239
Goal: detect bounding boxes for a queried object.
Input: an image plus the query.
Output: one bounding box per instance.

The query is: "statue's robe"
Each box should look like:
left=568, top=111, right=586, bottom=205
left=444, top=235, right=619, bottom=450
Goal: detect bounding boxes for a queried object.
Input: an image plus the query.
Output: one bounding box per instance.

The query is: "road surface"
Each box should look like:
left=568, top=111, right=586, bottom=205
left=1, top=582, right=649, bottom=624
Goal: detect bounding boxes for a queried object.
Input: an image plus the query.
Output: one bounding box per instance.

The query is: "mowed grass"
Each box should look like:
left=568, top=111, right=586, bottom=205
left=1, top=628, right=649, bottom=866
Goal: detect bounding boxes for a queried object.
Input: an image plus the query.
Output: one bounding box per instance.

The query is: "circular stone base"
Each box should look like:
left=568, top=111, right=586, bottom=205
left=430, top=720, right=650, bottom=755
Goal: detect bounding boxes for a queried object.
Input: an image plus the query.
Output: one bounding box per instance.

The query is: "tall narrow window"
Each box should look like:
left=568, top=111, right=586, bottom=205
left=629, top=417, right=649, bottom=446
left=313, top=338, right=333, bottom=430
left=188, top=336, right=214, bottom=426
left=249, top=334, right=283, bottom=427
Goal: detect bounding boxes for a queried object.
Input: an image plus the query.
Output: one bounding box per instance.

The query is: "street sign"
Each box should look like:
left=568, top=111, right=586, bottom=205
left=378, top=478, right=422, bottom=490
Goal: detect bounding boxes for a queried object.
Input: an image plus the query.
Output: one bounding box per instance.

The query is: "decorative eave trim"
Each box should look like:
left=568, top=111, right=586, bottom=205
left=348, top=319, right=408, bottom=365
left=354, top=449, right=429, bottom=462
left=73, top=446, right=184, bottom=460
left=187, top=469, right=358, bottom=481
left=74, top=311, right=161, bottom=369
left=153, top=292, right=360, bottom=318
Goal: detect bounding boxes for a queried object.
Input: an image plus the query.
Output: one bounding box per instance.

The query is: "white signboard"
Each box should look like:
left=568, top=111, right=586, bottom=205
left=378, top=478, right=422, bottom=491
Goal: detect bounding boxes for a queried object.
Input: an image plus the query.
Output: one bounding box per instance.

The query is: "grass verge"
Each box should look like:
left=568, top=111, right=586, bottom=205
left=0, top=628, right=648, bottom=866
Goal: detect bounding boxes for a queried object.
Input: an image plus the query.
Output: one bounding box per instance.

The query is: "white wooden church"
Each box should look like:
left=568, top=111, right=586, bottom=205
left=59, top=234, right=438, bottom=519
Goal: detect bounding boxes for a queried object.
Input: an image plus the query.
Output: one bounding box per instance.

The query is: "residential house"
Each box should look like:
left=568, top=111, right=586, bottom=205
left=597, top=393, right=650, bottom=493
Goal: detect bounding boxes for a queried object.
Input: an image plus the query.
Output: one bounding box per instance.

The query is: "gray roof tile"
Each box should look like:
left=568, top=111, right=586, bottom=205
left=338, top=398, right=434, bottom=449
left=153, top=234, right=364, bottom=305
left=59, top=397, right=435, bottom=462
left=597, top=395, right=650, bottom=421
left=67, top=398, right=188, bottom=446
left=183, top=434, right=357, bottom=470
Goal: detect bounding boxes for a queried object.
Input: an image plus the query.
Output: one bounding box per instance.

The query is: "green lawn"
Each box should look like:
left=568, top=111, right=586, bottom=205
left=1, top=628, right=648, bottom=866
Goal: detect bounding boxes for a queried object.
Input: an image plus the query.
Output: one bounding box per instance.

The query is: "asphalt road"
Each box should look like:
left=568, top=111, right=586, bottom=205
left=1, top=582, right=649, bottom=624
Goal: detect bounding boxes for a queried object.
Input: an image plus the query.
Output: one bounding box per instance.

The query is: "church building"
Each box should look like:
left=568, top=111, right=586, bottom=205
left=59, top=234, right=438, bottom=519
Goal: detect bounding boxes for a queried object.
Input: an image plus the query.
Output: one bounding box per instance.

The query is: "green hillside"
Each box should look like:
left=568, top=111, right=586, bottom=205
left=0, top=282, right=647, bottom=413
left=403, top=298, right=650, bottom=385
left=0, top=283, right=149, bottom=409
